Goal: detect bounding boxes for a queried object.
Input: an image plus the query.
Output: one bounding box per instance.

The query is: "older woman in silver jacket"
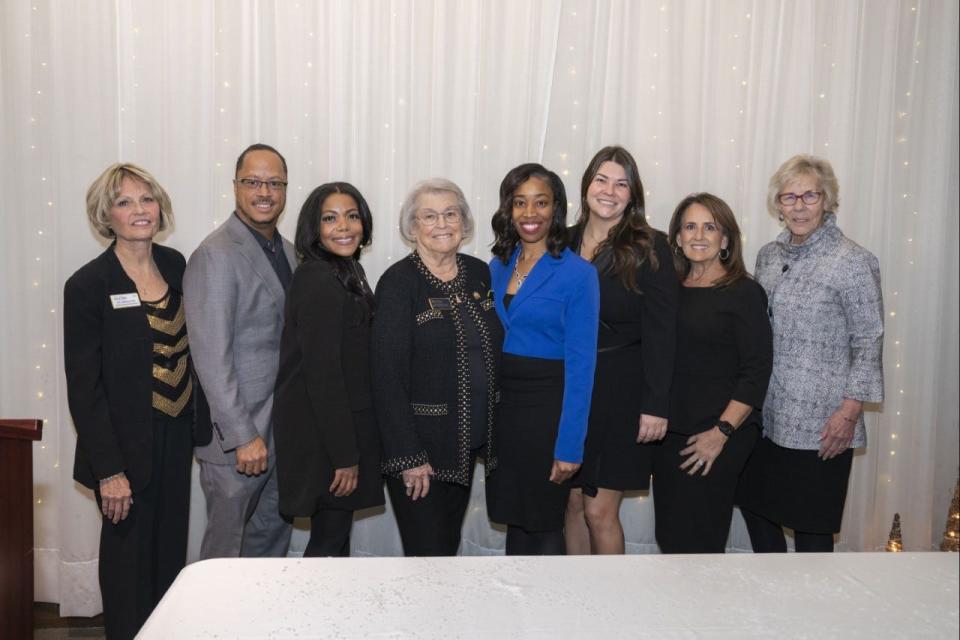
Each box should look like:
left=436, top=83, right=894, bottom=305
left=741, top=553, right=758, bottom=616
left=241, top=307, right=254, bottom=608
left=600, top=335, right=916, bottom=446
left=737, top=155, right=884, bottom=552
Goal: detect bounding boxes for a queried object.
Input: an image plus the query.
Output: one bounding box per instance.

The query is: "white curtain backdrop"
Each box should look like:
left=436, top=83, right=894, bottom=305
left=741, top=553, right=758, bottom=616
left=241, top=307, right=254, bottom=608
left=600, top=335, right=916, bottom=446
left=1, top=0, right=957, bottom=616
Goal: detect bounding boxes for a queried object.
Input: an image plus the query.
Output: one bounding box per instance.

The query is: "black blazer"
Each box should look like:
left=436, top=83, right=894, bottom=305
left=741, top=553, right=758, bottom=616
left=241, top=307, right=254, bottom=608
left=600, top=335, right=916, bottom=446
left=571, top=231, right=679, bottom=418
left=372, top=253, right=504, bottom=486
left=63, top=244, right=211, bottom=491
left=273, top=259, right=384, bottom=514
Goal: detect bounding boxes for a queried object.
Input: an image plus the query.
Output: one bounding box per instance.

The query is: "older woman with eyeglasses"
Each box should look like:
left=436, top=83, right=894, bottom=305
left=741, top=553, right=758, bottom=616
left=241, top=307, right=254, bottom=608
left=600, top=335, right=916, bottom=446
left=372, top=178, right=503, bottom=556
left=737, top=155, right=884, bottom=552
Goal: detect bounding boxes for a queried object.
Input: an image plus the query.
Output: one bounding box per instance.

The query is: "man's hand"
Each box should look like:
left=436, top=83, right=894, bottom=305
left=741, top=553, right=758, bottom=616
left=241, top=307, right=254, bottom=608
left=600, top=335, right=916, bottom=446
left=235, top=435, right=269, bottom=476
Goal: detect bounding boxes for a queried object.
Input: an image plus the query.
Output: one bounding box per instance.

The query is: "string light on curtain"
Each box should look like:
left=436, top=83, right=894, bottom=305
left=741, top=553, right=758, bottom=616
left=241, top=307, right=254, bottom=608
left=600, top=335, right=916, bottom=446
left=26, top=3, right=54, bottom=506
left=883, top=4, right=924, bottom=476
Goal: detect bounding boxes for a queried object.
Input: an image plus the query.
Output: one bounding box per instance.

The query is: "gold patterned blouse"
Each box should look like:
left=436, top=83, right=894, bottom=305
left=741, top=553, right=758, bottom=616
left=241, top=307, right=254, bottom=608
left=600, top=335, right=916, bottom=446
left=144, top=288, right=193, bottom=417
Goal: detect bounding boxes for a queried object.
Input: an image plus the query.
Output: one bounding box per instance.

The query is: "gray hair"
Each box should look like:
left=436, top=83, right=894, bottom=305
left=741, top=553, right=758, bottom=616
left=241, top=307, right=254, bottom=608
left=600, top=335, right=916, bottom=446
left=398, top=178, right=474, bottom=245
left=767, top=154, right=840, bottom=217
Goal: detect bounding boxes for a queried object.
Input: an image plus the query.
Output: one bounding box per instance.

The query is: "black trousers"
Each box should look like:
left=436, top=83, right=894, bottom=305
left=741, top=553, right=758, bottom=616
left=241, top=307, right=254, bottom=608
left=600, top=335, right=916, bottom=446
left=652, top=424, right=759, bottom=554
left=96, top=412, right=193, bottom=640
left=304, top=508, right=354, bottom=557
left=740, top=509, right=836, bottom=552
left=504, top=526, right=566, bottom=556
left=386, top=456, right=477, bottom=556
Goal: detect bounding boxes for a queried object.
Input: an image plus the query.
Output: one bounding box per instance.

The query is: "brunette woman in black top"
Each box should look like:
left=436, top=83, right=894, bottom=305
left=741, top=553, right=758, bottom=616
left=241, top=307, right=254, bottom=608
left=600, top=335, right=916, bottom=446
left=565, top=146, right=678, bottom=555
left=274, top=182, right=384, bottom=557
left=652, top=193, right=772, bottom=553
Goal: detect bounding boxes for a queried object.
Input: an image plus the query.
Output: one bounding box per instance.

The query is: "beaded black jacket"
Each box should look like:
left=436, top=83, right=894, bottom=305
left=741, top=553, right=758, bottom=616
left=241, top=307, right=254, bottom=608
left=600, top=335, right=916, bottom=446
left=371, top=252, right=504, bottom=485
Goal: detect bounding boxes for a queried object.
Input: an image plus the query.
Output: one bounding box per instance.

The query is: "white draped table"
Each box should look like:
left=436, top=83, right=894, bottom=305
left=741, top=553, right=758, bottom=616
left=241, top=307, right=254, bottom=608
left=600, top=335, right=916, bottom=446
left=138, top=552, right=958, bottom=639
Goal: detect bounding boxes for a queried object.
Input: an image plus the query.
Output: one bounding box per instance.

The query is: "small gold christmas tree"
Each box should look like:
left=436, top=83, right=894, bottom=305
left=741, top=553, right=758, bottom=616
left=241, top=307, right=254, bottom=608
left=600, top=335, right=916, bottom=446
left=940, top=478, right=959, bottom=552
left=885, top=513, right=903, bottom=552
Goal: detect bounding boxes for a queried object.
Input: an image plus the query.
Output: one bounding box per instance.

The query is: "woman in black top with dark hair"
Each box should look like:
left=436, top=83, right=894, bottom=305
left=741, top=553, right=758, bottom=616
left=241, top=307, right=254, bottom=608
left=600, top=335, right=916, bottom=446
left=652, top=193, right=772, bottom=553
left=274, top=181, right=384, bottom=557
left=565, top=146, right=678, bottom=555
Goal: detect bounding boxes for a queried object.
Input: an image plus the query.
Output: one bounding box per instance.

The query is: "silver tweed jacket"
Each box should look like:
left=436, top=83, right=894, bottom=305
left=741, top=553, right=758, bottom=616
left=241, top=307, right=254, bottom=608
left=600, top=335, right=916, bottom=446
left=755, top=213, right=884, bottom=450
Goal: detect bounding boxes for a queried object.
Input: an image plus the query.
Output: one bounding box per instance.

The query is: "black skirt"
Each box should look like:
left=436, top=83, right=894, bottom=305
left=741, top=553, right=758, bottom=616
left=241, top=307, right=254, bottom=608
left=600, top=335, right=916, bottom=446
left=485, top=353, right=569, bottom=531
left=736, top=436, right=853, bottom=534
left=653, top=423, right=760, bottom=553
left=574, top=344, right=653, bottom=495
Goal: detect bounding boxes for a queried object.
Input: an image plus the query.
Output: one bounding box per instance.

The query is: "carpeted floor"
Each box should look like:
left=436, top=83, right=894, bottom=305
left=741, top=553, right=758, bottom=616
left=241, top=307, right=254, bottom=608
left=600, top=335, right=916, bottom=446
left=33, top=603, right=105, bottom=640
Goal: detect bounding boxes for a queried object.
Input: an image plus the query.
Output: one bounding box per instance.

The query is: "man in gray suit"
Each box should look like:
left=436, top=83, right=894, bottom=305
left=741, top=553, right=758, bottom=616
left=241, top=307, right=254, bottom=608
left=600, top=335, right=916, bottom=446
left=184, top=143, right=295, bottom=558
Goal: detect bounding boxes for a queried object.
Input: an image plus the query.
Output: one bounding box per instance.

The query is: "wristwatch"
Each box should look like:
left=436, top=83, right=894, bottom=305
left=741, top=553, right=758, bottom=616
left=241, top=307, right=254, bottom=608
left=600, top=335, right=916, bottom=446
left=715, top=420, right=735, bottom=437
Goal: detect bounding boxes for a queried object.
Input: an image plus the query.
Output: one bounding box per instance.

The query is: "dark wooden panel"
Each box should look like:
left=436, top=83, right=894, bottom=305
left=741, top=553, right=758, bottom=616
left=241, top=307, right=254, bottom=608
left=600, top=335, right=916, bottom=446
left=0, top=419, right=43, bottom=441
left=0, top=419, right=42, bottom=640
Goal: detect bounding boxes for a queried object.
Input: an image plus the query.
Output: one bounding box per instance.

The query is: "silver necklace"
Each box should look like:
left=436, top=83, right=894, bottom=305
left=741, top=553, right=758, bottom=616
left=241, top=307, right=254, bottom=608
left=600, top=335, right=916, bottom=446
left=513, top=251, right=543, bottom=289
left=513, top=266, right=528, bottom=289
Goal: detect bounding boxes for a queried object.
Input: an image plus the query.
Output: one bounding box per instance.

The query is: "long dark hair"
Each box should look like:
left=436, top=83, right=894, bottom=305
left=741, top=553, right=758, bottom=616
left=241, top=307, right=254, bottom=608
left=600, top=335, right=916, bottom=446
left=667, top=192, right=748, bottom=288
left=491, top=163, right=569, bottom=263
left=574, top=146, right=659, bottom=292
left=295, top=182, right=374, bottom=306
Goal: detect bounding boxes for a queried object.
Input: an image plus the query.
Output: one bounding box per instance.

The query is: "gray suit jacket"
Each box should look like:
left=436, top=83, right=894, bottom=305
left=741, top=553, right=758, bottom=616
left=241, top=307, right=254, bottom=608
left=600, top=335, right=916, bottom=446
left=183, top=213, right=296, bottom=464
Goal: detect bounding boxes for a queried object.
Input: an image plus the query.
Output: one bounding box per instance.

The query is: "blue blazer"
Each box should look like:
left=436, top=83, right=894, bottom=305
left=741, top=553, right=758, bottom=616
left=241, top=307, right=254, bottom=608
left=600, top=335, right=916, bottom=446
left=490, top=246, right=600, bottom=462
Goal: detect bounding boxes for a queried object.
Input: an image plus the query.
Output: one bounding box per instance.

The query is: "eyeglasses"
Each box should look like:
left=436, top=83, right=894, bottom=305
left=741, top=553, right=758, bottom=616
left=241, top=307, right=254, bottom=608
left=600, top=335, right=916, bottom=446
left=236, top=178, right=288, bottom=191
left=777, top=191, right=822, bottom=206
left=416, top=208, right=462, bottom=226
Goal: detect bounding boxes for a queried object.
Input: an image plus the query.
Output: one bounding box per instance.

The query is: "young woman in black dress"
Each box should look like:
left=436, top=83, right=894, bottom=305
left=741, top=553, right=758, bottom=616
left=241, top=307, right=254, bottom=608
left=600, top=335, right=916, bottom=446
left=274, top=182, right=384, bottom=557
left=565, top=146, right=678, bottom=555
left=652, top=193, right=772, bottom=553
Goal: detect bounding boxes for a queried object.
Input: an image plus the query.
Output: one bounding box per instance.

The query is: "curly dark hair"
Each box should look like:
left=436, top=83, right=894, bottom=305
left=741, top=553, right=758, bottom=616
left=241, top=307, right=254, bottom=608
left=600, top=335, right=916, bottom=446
left=295, top=181, right=374, bottom=306
left=667, top=192, right=748, bottom=288
left=491, top=163, right=569, bottom=263
left=573, top=146, right=659, bottom=292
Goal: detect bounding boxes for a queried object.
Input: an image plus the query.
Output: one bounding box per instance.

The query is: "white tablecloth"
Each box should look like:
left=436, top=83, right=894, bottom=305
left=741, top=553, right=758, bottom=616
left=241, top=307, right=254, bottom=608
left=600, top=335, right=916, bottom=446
left=138, top=552, right=958, bottom=639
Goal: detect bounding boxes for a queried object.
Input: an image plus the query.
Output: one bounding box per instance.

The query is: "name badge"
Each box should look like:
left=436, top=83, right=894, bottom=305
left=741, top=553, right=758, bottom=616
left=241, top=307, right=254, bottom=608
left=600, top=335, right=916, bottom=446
left=428, top=297, right=452, bottom=311
left=110, top=293, right=141, bottom=309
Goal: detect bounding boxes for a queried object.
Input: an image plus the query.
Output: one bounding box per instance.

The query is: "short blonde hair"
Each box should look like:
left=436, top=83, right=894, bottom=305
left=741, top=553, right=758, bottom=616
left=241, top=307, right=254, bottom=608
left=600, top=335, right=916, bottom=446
left=398, top=178, right=474, bottom=245
left=766, top=154, right=840, bottom=217
left=86, top=163, right=173, bottom=238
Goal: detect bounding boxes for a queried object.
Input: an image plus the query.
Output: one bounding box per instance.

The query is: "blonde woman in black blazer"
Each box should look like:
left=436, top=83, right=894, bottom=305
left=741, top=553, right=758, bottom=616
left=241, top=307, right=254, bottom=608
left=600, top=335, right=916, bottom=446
left=64, top=164, right=210, bottom=640
left=274, top=182, right=384, bottom=557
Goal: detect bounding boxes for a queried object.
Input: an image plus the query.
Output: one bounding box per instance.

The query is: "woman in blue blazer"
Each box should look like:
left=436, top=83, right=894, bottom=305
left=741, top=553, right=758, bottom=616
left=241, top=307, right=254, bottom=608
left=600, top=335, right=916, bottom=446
left=485, top=163, right=600, bottom=555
